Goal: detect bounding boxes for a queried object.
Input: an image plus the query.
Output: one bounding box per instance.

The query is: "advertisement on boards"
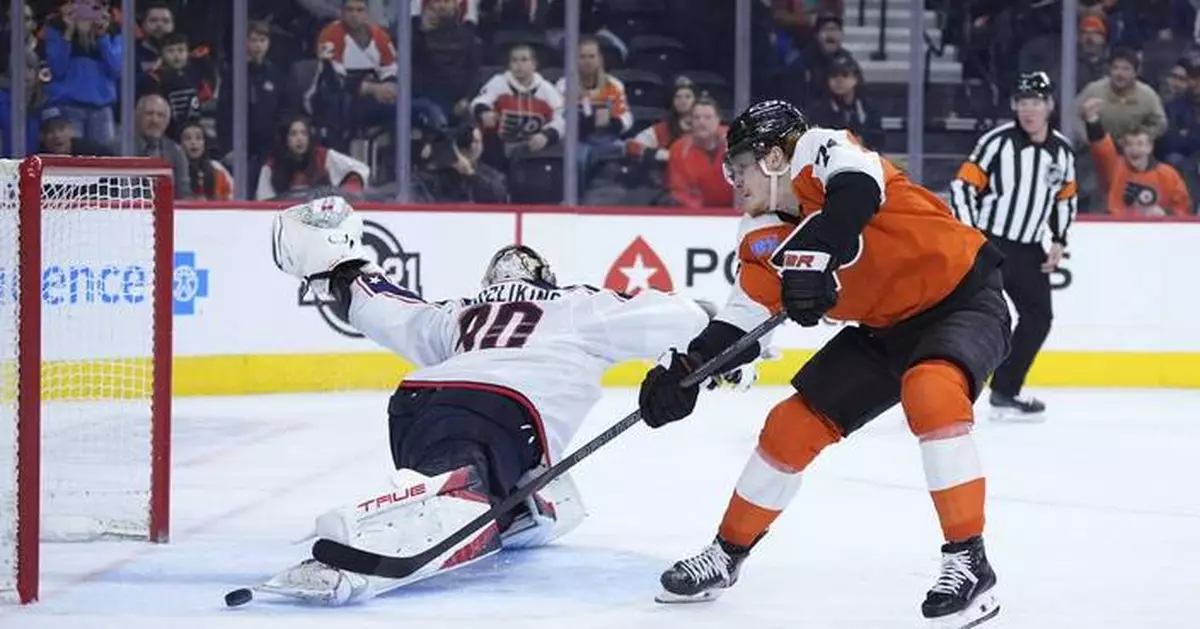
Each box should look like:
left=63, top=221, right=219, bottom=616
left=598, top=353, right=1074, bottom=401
left=171, top=209, right=516, bottom=356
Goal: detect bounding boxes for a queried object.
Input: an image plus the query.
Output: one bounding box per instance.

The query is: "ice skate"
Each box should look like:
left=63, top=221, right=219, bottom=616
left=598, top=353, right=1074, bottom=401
left=655, top=536, right=752, bottom=603
left=988, top=390, right=1046, bottom=423
left=922, top=536, right=1000, bottom=628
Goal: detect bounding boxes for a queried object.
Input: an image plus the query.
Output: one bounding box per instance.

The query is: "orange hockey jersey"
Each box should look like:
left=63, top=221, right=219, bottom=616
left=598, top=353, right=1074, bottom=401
left=716, top=128, right=989, bottom=332
left=1090, top=135, right=1192, bottom=216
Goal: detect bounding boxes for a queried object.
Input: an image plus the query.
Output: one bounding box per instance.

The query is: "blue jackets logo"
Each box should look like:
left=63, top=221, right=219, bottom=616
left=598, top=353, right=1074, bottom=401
left=174, top=251, right=209, bottom=315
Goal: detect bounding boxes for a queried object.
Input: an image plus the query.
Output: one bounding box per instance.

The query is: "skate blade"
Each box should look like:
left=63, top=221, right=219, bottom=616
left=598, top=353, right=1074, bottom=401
left=654, top=588, right=724, bottom=604
left=927, top=591, right=1000, bottom=629
left=988, top=407, right=1046, bottom=423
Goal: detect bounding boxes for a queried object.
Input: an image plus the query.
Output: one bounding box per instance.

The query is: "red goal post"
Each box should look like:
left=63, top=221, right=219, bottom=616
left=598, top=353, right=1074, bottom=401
left=2, top=156, right=174, bottom=604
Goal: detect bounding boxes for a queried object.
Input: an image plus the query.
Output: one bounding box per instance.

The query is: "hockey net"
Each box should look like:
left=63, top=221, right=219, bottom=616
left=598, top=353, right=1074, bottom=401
left=0, top=156, right=174, bottom=604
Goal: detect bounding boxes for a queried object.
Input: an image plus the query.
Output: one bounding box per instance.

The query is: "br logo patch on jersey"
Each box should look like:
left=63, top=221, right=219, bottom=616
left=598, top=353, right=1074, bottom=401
left=298, top=219, right=422, bottom=337
left=603, top=237, right=673, bottom=296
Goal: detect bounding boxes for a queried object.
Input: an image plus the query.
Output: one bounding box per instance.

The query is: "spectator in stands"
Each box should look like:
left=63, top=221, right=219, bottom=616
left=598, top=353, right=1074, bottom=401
left=1083, top=96, right=1192, bottom=215
left=800, top=14, right=848, bottom=102
left=1160, top=63, right=1200, bottom=167
left=135, top=2, right=175, bottom=83
left=1077, top=14, right=1110, bottom=88
left=309, top=0, right=399, bottom=151
left=256, top=114, right=369, bottom=200
left=133, top=93, right=190, bottom=199
left=37, top=106, right=113, bottom=156
left=806, top=53, right=884, bottom=152
left=471, top=44, right=563, bottom=171
left=413, top=124, right=507, bottom=203
left=626, top=78, right=696, bottom=178
left=412, top=0, right=482, bottom=130
left=218, top=20, right=295, bottom=166
left=0, top=47, right=47, bottom=157
left=1161, top=58, right=1191, bottom=102
left=144, top=32, right=217, bottom=141
left=557, top=35, right=632, bottom=141
left=667, top=96, right=732, bottom=208
left=1075, top=47, right=1167, bottom=144
left=178, top=121, right=234, bottom=200
left=557, top=34, right=633, bottom=184
left=41, top=0, right=121, bottom=145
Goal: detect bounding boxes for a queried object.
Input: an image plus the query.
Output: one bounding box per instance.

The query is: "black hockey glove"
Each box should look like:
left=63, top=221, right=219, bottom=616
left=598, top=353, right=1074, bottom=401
left=639, top=349, right=703, bottom=428
left=771, top=215, right=839, bottom=327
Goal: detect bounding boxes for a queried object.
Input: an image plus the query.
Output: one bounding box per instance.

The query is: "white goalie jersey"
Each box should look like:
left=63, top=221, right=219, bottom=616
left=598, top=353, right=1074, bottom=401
left=348, top=275, right=709, bottom=462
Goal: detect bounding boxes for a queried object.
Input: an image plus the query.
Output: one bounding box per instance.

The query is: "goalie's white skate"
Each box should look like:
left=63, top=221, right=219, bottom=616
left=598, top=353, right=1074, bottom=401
left=257, top=466, right=503, bottom=605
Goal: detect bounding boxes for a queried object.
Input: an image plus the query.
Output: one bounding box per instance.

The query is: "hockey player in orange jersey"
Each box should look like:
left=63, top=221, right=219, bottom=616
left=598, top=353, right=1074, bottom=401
left=637, top=100, right=1011, bottom=628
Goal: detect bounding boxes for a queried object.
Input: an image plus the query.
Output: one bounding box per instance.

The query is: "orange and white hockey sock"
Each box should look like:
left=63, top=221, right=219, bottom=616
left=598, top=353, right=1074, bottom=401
left=902, top=360, right=986, bottom=542
left=718, top=395, right=841, bottom=548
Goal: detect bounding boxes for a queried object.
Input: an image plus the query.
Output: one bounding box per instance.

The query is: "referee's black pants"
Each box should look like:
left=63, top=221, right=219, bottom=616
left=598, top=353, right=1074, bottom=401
left=989, top=237, right=1053, bottom=398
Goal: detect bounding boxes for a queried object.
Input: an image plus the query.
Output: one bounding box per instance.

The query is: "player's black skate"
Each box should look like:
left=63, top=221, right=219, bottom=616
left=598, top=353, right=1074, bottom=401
left=655, top=536, right=753, bottom=604
left=922, top=536, right=1000, bottom=628
left=988, top=390, right=1046, bottom=423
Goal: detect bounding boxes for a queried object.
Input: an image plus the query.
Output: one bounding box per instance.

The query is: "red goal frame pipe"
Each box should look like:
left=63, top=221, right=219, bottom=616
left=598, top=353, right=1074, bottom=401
left=13, top=155, right=174, bottom=603
left=16, top=156, right=43, bottom=604
left=150, top=174, right=173, bottom=543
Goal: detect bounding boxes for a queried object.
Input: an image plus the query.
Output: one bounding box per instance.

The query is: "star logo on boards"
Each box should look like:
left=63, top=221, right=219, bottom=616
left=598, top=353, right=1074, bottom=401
left=603, top=237, right=673, bottom=295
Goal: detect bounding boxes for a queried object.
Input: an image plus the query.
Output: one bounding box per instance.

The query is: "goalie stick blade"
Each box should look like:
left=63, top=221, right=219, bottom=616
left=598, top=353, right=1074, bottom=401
left=311, top=539, right=399, bottom=577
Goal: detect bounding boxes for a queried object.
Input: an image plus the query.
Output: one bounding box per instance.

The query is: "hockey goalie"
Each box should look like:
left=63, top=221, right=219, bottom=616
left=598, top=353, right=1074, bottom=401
left=261, top=195, right=747, bottom=604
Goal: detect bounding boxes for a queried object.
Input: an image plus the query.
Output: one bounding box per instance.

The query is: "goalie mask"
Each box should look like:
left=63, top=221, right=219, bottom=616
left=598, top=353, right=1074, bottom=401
left=723, top=99, right=810, bottom=212
left=482, top=245, right=557, bottom=289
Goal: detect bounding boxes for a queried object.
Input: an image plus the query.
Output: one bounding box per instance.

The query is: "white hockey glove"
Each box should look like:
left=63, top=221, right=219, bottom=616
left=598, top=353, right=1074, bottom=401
left=704, top=362, right=758, bottom=393
left=271, top=195, right=373, bottom=301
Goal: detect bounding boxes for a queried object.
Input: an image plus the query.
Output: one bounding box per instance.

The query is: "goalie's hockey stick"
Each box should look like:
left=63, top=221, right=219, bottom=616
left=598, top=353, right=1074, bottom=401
left=312, top=312, right=788, bottom=579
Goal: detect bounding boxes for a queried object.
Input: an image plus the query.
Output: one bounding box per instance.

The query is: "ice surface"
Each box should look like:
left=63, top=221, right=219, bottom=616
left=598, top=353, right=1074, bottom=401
left=3, top=387, right=1199, bottom=628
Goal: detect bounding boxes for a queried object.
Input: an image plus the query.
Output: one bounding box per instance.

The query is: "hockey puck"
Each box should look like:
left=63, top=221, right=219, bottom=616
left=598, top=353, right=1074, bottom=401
left=225, top=588, right=253, bottom=607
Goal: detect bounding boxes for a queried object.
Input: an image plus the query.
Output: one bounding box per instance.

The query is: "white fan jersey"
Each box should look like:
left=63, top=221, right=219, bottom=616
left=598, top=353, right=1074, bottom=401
left=347, top=275, right=709, bottom=462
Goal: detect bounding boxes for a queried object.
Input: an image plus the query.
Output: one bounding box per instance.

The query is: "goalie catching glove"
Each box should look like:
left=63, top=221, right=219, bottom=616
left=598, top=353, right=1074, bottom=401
left=272, top=195, right=377, bottom=319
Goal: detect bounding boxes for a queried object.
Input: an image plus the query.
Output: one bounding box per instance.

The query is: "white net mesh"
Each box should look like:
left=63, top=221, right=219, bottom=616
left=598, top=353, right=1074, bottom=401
left=0, top=159, right=163, bottom=602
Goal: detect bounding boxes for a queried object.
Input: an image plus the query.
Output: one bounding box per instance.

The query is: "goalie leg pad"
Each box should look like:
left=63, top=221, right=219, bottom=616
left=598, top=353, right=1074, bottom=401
left=262, top=466, right=502, bottom=605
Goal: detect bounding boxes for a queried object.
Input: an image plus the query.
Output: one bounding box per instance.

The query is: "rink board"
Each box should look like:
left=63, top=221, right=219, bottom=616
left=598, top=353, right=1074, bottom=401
left=60, top=204, right=1200, bottom=395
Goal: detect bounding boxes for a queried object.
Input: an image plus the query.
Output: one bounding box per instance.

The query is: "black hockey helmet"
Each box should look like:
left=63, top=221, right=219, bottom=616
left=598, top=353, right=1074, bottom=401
left=482, top=244, right=557, bottom=288
left=1014, top=71, right=1054, bottom=100
left=726, top=100, right=810, bottom=163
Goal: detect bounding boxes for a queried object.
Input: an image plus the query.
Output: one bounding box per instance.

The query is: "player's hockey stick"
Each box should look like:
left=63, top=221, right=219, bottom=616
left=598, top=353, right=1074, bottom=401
left=312, top=312, right=789, bottom=579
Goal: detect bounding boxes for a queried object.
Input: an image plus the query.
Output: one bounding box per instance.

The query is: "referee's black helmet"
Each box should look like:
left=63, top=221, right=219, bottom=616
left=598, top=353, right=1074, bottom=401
left=1014, top=71, right=1054, bottom=100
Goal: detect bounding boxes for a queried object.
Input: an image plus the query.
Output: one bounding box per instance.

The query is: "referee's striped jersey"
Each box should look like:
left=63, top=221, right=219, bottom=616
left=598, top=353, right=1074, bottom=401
left=949, top=121, right=1078, bottom=245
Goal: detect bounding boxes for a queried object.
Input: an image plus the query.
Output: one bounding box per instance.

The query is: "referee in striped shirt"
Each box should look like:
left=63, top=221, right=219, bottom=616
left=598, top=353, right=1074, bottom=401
left=949, top=71, right=1078, bottom=421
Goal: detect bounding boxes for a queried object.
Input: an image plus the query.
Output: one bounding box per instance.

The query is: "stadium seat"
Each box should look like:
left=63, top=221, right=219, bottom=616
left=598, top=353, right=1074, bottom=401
left=540, top=66, right=564, bottom=85
left=612, top=69, right=667, bottom=108
left=291, top=58, right=320, bottom=95
left=628, top=35, right=689, bottom=79
left=508, top=145, right=565, bottom=204
left=627, top=106, right=667, bottom=137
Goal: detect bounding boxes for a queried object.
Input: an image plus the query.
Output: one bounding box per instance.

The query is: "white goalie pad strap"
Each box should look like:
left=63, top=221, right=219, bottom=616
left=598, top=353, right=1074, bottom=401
left=502, top=471, right=588, bottom=549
